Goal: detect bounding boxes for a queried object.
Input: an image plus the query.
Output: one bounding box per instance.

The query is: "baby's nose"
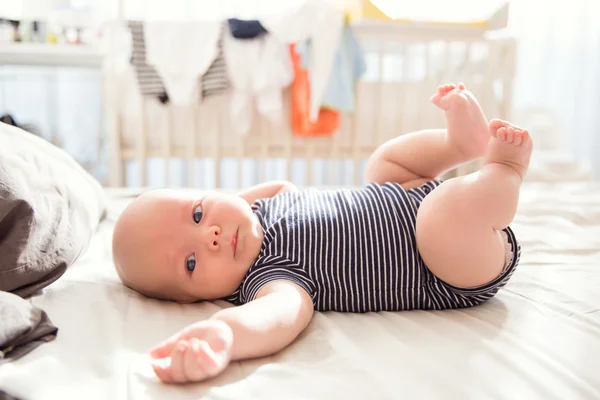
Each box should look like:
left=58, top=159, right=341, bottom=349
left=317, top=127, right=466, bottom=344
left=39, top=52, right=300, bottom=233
left=206, top=226, right=220, bottom=250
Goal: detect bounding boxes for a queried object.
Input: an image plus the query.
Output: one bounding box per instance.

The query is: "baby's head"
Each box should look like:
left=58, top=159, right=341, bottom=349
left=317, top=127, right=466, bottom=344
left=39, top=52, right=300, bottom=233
left=112, top=189, right=264, bottom=302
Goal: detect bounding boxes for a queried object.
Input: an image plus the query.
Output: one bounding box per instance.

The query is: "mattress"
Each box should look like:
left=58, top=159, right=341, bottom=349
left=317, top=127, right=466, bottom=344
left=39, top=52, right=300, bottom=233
left=1, top=151, right=599, bottom=399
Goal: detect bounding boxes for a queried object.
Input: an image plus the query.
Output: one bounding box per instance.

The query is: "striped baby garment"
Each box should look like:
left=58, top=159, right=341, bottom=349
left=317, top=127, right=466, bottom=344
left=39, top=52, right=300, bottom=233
left=201, top=24, right=230, bottom=99
left=127, top=21, right=169, bottom=104
left=222, top=181, right=520, bottom=313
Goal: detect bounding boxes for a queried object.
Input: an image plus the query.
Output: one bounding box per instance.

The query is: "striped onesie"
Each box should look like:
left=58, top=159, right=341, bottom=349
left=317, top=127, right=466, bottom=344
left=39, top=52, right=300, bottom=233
left=223, top=181, right=520, bottom=312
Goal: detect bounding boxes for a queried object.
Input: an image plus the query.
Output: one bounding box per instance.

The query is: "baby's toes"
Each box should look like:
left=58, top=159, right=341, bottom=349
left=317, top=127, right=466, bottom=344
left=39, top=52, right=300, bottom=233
left=489, top=119, right=507, bottom=136
left=429, top=92, right=442, bottom=105
left=444, top=83, right=455, bottom=91
left=505, top=126, right=516, bottom=143
left=506, top=125, right=520, bottom=143
left=497, top=127, right=508, bottom=141
left=438, top=83, right=456, bottom=94
left=512, top=129, right=523, bottom=146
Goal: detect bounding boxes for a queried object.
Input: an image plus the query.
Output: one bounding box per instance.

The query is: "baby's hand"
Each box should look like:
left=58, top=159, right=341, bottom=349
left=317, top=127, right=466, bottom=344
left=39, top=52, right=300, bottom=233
left=149, top=319, right=233, bottom=384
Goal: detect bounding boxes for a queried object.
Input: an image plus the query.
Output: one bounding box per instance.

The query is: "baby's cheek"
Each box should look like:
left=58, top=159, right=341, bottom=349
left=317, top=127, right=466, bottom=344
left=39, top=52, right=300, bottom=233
left=204, top=265, right=242, bottom=297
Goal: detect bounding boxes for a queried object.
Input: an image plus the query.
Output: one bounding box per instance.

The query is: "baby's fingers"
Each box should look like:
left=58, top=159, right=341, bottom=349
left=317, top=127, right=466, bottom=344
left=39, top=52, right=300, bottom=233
left=150, top=331, right=183, bottom=359
left=152, top=340, right=189, bottom=383
left=184, top=338, right=221, bottom=381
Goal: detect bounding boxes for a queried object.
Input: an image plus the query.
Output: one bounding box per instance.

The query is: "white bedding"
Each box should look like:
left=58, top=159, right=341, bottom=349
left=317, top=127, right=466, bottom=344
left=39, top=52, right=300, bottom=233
left=1, top=151, right=599, bottom=399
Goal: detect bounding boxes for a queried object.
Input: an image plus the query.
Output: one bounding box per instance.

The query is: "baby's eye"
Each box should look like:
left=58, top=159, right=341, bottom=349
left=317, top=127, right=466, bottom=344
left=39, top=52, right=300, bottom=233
left=186, top=254, right=196, bottom=273
left=193, top=204, right=203, bottom=224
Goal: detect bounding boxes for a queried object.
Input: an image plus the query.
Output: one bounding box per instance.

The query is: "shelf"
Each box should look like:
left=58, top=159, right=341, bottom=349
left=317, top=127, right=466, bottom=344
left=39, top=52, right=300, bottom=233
left=0, top=43, right=104, bottom=67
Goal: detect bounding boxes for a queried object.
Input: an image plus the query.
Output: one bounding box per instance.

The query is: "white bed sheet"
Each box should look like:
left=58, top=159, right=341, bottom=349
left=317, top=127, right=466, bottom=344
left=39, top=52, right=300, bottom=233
left=1, top=151, right=599, bottom=400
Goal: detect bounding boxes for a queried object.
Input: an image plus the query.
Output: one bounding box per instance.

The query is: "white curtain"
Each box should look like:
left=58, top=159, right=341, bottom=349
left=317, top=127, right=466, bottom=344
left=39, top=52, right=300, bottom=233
left=509, top=0, right=600, bottom=175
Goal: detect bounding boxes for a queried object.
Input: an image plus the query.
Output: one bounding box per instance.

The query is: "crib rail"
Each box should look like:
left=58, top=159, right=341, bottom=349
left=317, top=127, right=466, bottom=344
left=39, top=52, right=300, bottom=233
left=105, top=24, right=516, bottom=188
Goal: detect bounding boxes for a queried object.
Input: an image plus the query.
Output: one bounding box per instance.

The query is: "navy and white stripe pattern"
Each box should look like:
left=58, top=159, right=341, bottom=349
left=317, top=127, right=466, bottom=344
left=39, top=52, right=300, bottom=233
left=201, top=24, right=230, bottom=99
left=127, top=21, right=169, bottom=102
left=223, top=181, right=521, bottom=312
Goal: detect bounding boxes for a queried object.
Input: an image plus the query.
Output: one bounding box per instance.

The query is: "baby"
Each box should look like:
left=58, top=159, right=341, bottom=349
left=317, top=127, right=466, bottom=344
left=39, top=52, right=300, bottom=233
left=112, top=83, right=532, bottom=384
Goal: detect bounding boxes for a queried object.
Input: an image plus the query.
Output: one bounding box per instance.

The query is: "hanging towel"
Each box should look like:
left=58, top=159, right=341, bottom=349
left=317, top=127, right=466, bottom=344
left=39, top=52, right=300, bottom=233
left=297, top=23, right=366, bottom=113
left=127, top=21, right=169, bottom=104
left=144, top=21, right=221, bottom=105
left=290, top=44, right=340, bottom=137
left=227, top=18, right=268, bottom=39
left=262, top=0, right=345, bottom=122
left=222, top=30, right=293, bottom=135
left=201, top=24, right=230, bottom=99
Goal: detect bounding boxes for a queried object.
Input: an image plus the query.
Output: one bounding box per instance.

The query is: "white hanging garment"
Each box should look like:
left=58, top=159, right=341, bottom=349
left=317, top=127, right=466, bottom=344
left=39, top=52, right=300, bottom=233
left=262, top=0, right=345, bottom=121
left=223, top=30, right=293, bottom=136
left=254, top=35, right=293, bottom=126
left=144, top=21, right=221, bottom=105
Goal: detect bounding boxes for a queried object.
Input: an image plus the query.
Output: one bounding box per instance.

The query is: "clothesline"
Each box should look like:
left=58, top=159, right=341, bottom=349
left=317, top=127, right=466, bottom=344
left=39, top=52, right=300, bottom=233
left=111, top=6, right=367, bottom=137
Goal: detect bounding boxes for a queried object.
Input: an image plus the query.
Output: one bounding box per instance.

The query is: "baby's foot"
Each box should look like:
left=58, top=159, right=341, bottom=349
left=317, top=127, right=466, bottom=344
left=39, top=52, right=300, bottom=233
left=484, top=119, right=533, bottom=180
left=430, top=83, right=489, bottom=159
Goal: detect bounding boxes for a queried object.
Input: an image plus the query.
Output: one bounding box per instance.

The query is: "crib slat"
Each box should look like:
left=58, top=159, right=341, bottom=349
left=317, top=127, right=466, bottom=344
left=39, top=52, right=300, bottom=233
left=352, top=82, right=362, bottom=186
left=305, top=138, right=315, bottom=186
left=328, top=105, right=342, bottom=185
left=187, top=105, right=196, bottom=186
left=237, top=154, right=244, bottom=188
left=403, top=43, right=412, bottom=133
left=163, top=105, right=172, bottom=186
left=285, top=147, right=292, bottom=183
left=373, top=40, right=385, bottom=147
left=328, top=147, right=338, bottom=186
left=464, top=42, right=473, bottom=82
left=214, top=105, right=222, bottom=188
left=103, top=66, right=123, bottom=187
left=397, top=43, right=408, bottom=136
left=415, top=42, right=430, bottom=126
left=111, top=112, right=124, bottom=186
left=444, top=40, right=451, bottom=83
left=500, top=40, right=516, bottom=119
left=138, top=97, right=147, bottom=187
left=455, top=41, right=474, bottom=178
left=284, top=97, right=293, bottom=183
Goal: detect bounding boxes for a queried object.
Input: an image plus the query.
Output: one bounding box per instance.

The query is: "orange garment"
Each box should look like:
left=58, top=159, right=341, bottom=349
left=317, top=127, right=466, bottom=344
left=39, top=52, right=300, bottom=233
left=289, top=44, right=339, bottom=136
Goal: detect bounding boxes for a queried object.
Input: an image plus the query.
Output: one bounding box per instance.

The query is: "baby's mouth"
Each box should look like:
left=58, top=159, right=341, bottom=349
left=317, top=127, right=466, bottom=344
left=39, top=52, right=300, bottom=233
left=232, top=229, right=238, bottom=258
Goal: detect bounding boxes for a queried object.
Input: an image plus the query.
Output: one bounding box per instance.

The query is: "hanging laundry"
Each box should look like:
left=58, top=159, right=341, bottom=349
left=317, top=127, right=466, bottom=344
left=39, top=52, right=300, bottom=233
left=227, top=18, right=268, bottom=39
left=127, top=21, right=169, bottom=104
left=289, top=44, right=340, bottom=137
left=201, top=24, right=230, bottom=99
left=222, top=29, right=293, bottom=136
left=297, top=23, right=366, bottom=114
left=261, top=0, right=346, bottom=122
left=144, top=21, right=221, bottom=105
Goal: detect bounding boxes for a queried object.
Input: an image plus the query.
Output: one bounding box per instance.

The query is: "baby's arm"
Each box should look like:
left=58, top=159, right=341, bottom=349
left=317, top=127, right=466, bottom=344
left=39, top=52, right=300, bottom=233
left=237, top=180, right=298, bottom=205
left=212, top=281, right=313, bottom=360
left=149, top=281, right=314, bottom=383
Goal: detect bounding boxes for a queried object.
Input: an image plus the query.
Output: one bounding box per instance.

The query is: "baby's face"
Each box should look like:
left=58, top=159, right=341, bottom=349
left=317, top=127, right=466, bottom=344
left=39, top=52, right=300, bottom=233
left=112, top=189, right=264, bottom=302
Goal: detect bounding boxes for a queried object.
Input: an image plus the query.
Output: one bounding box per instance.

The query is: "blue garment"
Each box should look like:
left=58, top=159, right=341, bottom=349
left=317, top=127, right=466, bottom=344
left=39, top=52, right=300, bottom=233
left=222, top=181, right=521, bottom=312
left=297, top=23, right=367, bottom=113
left=227, top=18, right=268, bottom=39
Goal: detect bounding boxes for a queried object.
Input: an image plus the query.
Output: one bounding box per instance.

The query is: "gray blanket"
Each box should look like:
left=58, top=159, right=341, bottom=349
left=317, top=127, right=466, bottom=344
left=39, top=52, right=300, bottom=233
left=0, top=291, right=57, bottom=363
left=0, top=122, right=106, bottom=361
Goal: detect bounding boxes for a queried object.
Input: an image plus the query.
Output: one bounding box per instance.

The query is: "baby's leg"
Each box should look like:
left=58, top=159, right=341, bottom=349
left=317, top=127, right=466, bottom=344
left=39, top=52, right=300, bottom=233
left=365, top=83, right=490, bottom=187
left=415, top=120, right=533, bottom=288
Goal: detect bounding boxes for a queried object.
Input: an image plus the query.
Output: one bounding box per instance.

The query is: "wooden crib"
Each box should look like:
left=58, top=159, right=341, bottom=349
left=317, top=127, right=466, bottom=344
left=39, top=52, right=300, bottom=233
left=103, top=20, right=516, bottom=189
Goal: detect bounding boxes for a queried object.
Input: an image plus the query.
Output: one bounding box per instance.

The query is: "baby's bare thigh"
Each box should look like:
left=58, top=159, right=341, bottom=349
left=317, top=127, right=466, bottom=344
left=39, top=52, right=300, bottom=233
left=415, top=178, right=506, bottom=288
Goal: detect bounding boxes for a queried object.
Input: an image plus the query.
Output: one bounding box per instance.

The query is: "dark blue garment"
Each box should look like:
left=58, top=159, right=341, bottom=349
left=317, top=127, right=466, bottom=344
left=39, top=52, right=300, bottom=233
left=227, top=18, right=268, bottom=39
left=222, top=181, right=521, bottom=313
